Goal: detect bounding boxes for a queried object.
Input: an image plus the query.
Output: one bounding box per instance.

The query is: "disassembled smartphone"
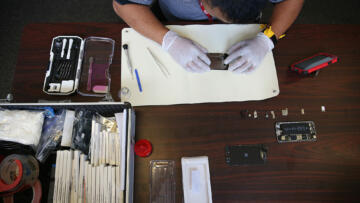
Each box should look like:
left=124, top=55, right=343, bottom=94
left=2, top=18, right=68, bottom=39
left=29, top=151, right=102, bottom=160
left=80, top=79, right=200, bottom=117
left=275, top=121, right=317, bottom=143
left=207, top=53, right=228, bottom=70
left=225, top=144, right=267, bottom=166
left=290, top=53, right=337, bottom=75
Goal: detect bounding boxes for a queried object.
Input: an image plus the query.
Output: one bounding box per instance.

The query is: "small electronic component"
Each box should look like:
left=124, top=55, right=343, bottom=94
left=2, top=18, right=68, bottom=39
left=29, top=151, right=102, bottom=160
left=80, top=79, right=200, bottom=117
left=253, top=110, right=258, bottom=119
left=207, top=53, right=228, bottom=70
left=275, top=121, right=317, bottom=143
left=225, top=144, right=267, bottom=165
left=270, top=111, right=275, bottom=119
left=265, top=112, right=269, bottom=119
left=321, top=106, right=326, bottom=112
left=281, top=108, right=288, bottom=116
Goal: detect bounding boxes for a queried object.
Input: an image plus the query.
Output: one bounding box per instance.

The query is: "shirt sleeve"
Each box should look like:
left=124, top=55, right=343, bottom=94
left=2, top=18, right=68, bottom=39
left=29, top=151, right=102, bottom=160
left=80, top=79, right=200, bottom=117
left=269, top=0, right=284, bottom=3
left=115, top=0, right=154, bottom=5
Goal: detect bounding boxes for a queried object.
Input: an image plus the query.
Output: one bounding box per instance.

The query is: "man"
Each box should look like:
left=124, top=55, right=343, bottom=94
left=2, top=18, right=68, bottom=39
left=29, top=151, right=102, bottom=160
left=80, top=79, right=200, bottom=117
left=113, top=0, right=304, bottom=74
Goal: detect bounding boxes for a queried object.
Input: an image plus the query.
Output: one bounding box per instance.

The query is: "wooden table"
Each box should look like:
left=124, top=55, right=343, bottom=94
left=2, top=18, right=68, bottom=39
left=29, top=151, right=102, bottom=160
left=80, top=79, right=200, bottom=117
left=13, top=23, right=360, bottom=202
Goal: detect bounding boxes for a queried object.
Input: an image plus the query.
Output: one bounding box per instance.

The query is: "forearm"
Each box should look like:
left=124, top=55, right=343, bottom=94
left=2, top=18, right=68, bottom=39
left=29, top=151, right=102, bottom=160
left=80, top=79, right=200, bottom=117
left=269, top=0, right=304, bottom=38
left=112, top=1, right=169, bottom=44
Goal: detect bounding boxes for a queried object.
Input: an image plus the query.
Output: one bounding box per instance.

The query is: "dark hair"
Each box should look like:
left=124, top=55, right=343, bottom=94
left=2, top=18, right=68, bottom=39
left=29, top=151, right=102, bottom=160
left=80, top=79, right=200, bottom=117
left=207, top=0, right=268, bottom=22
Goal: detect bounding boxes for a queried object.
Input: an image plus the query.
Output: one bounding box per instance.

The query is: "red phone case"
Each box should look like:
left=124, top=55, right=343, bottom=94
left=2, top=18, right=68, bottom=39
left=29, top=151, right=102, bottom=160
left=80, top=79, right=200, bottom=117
left=290, top=53, right=338, bottom=75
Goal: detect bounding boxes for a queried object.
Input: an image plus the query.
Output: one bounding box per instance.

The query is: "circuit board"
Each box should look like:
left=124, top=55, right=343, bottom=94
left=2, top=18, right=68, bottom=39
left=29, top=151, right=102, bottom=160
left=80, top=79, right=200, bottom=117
left=275, top=121, right=317, bottom=143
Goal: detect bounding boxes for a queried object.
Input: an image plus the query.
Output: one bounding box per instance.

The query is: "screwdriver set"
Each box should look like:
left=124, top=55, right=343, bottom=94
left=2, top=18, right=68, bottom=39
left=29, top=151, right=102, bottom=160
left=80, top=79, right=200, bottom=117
left=43, top=36, right=115, bottom=96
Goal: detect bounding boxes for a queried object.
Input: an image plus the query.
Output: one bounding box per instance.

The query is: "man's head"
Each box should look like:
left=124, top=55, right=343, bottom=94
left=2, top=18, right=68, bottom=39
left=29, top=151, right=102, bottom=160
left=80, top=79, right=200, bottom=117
left=202, top=0, right=268, bottom=23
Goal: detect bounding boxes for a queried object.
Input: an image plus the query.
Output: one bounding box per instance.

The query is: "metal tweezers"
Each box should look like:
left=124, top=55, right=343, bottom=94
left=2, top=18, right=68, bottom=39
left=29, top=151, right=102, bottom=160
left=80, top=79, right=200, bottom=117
left=146, top=47, right=170, bottom=77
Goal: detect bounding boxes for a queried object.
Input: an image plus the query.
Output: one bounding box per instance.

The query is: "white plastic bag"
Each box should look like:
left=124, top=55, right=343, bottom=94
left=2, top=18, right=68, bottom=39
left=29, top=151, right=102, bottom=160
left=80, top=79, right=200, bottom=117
left=0, top=109, right=45, bottom=149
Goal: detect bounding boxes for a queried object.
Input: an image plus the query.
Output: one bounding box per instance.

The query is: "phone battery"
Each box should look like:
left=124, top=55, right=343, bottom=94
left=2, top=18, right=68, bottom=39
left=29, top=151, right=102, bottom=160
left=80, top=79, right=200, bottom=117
left=275, top=121, right=317, bottom=143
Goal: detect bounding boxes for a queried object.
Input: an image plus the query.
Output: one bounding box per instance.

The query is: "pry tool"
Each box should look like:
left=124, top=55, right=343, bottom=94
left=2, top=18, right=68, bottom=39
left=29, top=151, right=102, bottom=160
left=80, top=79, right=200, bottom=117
left=61, top=38, right=67, bottom=58
left=66, top=39, right=73, bottom=60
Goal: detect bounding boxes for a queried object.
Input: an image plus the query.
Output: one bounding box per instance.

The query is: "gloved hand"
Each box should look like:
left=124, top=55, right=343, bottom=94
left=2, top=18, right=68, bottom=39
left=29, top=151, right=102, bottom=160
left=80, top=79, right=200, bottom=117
left=224, top=32, right=274, bottom=74
left=162, top=30, right=211, bottom=73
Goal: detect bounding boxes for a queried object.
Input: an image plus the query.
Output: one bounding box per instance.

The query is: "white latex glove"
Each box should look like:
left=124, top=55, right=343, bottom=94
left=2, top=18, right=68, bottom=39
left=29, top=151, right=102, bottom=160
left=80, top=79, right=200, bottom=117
left=224, top=32, right=274, bottom=74
left=162, top=30, right=211, bottom=73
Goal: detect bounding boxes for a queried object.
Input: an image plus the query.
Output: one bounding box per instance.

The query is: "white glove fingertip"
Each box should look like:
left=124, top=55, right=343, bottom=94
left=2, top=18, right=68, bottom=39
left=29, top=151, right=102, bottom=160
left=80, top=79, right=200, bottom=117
left=198, top=53, right=211, bottom=66
left=232, top=63, right=252, bottom=74
left=227, top=41, right=246, bottom=55
left=185, top=63, right=196, bottom=73
left=194, top=59, right=211, bottom=72
left=228, top=63, right=242, bottom=72
left=228, top=65, right=237, bottom=72
left=228, top=58, right=246, bottom=71
left=224, top=49, right=247, bottom=65
left=244, top=65, right=258, bottom=74
left=224, top=54, right=238, bottom=65
left=188, top=61, right=203, bottom=73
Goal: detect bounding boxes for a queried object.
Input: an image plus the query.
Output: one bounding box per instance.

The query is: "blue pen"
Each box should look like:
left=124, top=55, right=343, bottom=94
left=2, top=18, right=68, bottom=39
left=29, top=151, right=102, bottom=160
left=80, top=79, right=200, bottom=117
left=135, top=69, right=143, bottom=92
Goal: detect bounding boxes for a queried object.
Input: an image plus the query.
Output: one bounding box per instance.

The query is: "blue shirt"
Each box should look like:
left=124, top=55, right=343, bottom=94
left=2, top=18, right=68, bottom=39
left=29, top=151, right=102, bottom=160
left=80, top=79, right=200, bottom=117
left=116, top=0, right=284, bottom=21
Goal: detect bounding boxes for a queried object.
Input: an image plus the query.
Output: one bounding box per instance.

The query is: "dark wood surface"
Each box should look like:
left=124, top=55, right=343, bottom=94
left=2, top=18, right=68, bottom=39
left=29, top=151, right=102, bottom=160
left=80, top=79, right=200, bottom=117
left=12, top=23, right=360, bottom=202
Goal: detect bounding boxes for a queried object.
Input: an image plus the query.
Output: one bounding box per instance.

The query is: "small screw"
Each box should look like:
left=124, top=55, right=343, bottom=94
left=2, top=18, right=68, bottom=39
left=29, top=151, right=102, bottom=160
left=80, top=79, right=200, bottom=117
left=265, top=112, right=269, bottom=119
left=253, top=110, right=258, bottom=119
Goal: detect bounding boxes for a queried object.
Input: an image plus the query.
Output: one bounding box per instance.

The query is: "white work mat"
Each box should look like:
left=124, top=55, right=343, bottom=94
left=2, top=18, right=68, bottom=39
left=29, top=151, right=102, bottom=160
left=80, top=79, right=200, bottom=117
left=121, top=24, right=279, bottom=106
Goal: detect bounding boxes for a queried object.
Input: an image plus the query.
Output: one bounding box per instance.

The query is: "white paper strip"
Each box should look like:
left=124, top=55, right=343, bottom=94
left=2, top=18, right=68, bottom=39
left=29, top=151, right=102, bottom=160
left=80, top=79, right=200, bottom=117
left=61, top=110, right=75, bottom=147
left=115, top=111, right=127, bottom=191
